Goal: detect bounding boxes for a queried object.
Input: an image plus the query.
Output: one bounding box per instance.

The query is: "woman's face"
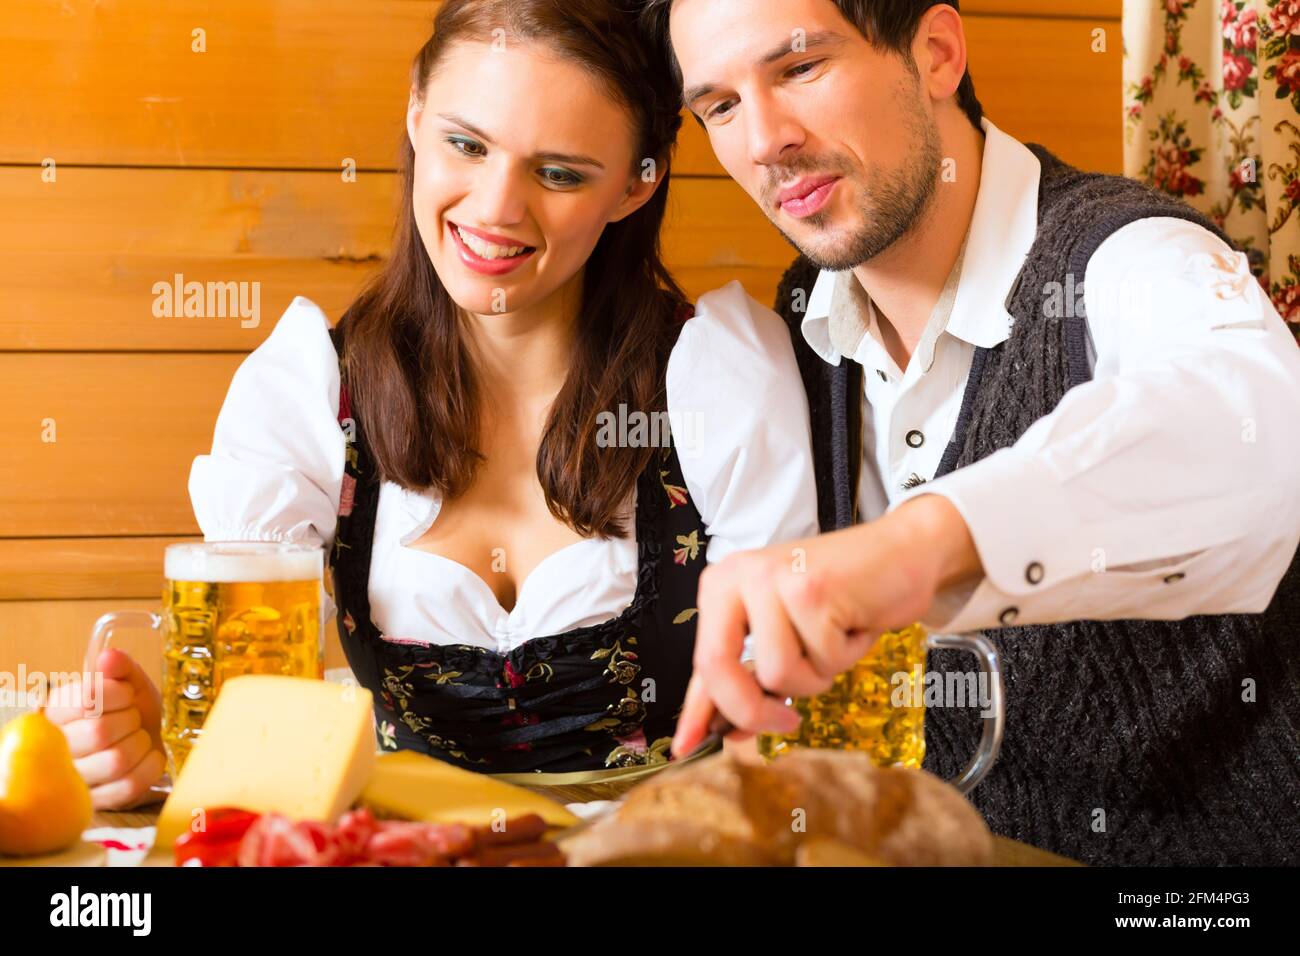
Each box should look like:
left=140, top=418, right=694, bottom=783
left=407, top=40, right=660, bottom=319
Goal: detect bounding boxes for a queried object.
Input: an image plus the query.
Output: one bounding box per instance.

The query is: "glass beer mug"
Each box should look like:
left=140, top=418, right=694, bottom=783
left=84, top=542, right=325, bottom=780
left=757, top=623, right=1004, bottom=795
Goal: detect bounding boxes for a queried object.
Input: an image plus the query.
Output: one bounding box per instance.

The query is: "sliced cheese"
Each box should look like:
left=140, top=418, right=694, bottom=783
left=155, top=676, right=376, bottom=849
left=359, top=750, right=578, bottom=828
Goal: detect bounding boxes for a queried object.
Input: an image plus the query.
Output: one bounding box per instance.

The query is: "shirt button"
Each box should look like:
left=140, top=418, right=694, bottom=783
left=905, top=429, right=925, bottom=448
left=877, top=369, right=888, bottom=382
left=1025, top=561, right=1044, bottom=585
left=999, top=607, right=1020, bottom=626
left=1163, top=572, right=1186, bottom=584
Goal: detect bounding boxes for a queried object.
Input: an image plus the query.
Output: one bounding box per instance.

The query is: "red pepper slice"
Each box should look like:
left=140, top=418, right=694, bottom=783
left=173, top=807, right=262, bottom=867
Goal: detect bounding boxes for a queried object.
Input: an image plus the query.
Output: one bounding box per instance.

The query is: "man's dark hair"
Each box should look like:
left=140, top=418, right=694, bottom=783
left=636, top=0, right=983, bottom=131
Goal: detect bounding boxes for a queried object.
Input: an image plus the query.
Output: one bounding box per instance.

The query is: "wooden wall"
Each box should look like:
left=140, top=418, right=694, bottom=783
left=0, top=0, right=1122, bottom=688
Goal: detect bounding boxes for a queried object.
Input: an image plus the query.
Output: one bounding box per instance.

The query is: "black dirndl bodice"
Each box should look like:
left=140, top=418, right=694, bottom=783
left=325, top=315, right=709, bottom=773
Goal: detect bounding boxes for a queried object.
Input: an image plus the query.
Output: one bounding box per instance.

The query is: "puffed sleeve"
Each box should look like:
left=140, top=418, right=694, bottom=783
left=666, top=280, right=820, bottom=564
left=188, top=296, right=346, bottom=552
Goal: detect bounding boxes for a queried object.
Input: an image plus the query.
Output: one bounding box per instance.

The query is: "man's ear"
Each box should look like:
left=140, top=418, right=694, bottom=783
left=608, top=154, right=670, bottom=224
left=915, top=4, right=968, bottom=104
left=405, top=86, right=424, bottom=154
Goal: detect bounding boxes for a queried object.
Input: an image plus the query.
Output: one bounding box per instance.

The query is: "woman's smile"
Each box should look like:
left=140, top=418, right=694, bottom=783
left=446, top=219, right=539, bottom=277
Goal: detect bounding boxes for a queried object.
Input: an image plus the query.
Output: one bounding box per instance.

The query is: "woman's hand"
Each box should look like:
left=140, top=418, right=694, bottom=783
left=44, top=649, right=167, bottom=810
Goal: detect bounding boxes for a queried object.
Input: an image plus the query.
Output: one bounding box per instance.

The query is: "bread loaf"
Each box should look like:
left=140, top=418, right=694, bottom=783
left=560, top=749, right=994, bottom=866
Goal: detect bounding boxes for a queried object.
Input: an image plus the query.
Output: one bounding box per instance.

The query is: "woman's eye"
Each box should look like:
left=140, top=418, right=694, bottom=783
left=445, top=136, right=486, bottom=157
left=540, top=167, right=582, bottom=188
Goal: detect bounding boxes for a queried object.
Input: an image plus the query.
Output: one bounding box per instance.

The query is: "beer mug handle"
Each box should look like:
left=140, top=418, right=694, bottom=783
left=84, top=610, right=163, bottom=676
left=925, top=631, right=1004, bottom=796
left=83, top=610, right=174, bottom=798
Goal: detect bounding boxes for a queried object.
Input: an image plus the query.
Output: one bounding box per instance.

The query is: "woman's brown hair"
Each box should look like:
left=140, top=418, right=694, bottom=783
left=339, top=0, right=687, bottom=538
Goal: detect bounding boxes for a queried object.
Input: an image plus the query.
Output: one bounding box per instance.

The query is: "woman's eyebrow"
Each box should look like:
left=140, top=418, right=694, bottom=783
left=436, top=112, right=605, bottom=170
left=437, top=112, right=496, bottom=142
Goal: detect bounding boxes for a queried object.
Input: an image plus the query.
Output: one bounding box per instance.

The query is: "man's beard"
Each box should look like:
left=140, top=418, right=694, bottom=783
left=766, top=110, right=943, bottom=272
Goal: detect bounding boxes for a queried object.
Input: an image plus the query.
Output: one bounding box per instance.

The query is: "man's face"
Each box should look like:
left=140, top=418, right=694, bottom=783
left=670, top=0, right=943, bottom=270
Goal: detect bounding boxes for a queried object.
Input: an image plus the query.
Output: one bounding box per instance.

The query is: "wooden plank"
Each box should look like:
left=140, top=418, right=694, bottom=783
left=0, top=168, right=792, bottom=350
left=0, top=537, right=199, bottom=601
left=0, top=3, right=1117, bottom=177
left=965, top=17, right=1121, bottom=175
left=0, top=0, right=433, bottom=169
left=0, top=353, right=240, bottom=536
left=0, top=600, right=346, bottom=684
left=965, top=0, right=1119, bottom=16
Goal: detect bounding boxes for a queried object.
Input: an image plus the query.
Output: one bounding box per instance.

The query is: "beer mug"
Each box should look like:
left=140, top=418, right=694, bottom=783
left=756, top=623, right=1004, bottom=795
left=84, top=542, right=325, bottom=779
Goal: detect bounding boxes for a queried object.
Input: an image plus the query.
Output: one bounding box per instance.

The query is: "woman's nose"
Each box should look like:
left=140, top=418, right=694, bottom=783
left=466, top=161, right=528, bottom=228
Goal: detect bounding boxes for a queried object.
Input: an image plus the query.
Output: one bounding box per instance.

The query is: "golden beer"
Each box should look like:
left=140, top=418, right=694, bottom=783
left=756, top=623, right=1004, bottom=794
left=87, top=543, right=324, bottom=782
left=757, top=623, right=927, bottom=767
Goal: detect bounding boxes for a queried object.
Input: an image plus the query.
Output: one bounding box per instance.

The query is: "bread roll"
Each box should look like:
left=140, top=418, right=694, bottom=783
left=561, top=749, right=993, bottom=866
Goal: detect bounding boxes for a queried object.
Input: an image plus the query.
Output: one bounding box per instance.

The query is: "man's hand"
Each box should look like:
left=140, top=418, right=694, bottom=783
left=672, top=493, right=982, bottom=757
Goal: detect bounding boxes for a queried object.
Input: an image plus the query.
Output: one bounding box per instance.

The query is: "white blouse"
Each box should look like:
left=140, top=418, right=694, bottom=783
left=188, top=281, right=819, bottom=653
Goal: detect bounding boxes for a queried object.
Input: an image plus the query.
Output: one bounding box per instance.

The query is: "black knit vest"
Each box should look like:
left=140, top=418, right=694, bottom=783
left=775, top=143, right=1300, bottom=866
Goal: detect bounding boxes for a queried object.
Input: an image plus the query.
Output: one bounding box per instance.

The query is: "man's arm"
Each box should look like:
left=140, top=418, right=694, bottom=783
left=893, top=217, right=1300, bottom=633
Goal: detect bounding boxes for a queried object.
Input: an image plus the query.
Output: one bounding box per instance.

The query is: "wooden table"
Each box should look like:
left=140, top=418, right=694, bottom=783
left=92, top=805, right=1080, bottom=867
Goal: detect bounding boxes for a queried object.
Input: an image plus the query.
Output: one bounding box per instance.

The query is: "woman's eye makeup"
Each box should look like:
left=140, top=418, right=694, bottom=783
left=539, top=167, right=583, bottom=188
left=442, top=135, right=584, bottom=188
left=445, top=134, right=486, bottom=157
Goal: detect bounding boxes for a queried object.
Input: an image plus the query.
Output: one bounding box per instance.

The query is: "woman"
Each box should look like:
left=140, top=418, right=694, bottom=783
left=54, top=0, right=815, bottom=807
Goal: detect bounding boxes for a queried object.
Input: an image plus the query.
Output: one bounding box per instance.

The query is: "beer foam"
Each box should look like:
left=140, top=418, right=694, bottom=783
left=165, top=542, right=323, bottom=582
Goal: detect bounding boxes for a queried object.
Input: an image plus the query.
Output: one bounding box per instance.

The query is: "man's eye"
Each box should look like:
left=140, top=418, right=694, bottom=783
left=788, top=59, right=824, bottom=78
left=707, top=100, right=736, bottom=120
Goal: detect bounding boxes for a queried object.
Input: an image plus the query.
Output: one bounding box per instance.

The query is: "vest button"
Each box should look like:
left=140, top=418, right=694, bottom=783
left=905, top=429, right=925, bottom=448
left=999, top=606, right=1019, bottom=625
left=1026, top=561, right=1044, bottom=585
left=1163, top=572, right=1186, bottom=584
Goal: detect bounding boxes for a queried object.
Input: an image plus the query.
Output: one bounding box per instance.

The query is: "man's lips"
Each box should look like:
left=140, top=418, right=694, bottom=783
left=777, top=175, right=841, bottom=219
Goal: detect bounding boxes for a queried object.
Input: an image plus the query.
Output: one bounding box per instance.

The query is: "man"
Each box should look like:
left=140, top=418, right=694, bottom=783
left=638, top=0, right=1300, bottom=865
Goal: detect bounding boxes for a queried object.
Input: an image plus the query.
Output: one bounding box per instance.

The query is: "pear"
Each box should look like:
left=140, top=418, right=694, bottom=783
left=0, top=712, right=93, bottom=857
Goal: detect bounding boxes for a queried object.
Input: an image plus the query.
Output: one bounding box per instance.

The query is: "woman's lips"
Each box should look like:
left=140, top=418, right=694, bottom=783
left=446, top=221, right=538, bottom=277
left=779, top=177, right=840, bottom=219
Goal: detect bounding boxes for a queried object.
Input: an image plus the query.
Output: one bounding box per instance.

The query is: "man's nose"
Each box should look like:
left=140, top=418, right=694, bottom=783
left=746, top=92, right=806, bottom=168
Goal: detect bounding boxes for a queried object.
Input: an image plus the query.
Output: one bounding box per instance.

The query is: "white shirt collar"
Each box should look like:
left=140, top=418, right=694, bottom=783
left=800, top=116, right=1042, bottom=366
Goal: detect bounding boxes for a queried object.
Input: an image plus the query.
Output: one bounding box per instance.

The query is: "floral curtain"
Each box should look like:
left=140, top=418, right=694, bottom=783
left=1124, top=0, right=1300, bottom=343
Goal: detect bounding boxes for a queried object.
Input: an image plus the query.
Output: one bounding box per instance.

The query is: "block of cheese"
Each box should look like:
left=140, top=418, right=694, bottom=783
left=359, top=750, right=578, bottom=828
left=155, top=676, right=376, bottom=849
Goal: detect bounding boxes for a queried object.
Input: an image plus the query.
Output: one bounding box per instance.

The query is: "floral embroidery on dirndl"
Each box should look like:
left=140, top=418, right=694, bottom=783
left=324, top=309, right=709, bottom=773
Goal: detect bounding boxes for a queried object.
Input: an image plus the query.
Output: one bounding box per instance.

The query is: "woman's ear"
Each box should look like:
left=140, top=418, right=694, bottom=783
left=405, top=86, right=425, bottom=154
left=608, top=155, right=669, bottom=224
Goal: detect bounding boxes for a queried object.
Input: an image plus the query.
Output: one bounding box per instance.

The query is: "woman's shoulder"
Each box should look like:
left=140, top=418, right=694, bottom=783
left=236, top=296, right=340, bottom=384
left=266, top=295, right=336, bottom=349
